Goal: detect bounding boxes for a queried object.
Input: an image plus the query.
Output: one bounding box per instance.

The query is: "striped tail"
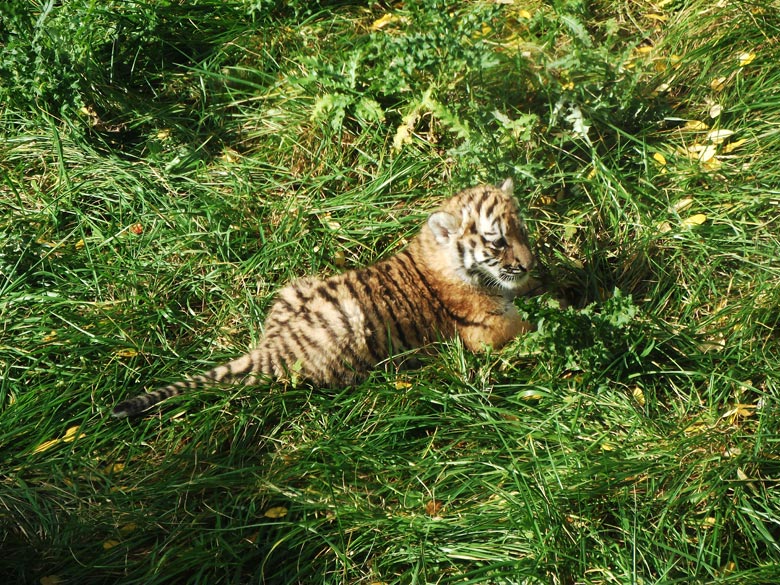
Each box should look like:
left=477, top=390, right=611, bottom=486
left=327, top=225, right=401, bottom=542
left=111, top=347, right=269, bottom=418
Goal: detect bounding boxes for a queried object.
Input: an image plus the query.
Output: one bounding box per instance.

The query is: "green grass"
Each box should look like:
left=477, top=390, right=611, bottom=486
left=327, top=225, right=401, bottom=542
left=2, top=0, right=779, bottom=583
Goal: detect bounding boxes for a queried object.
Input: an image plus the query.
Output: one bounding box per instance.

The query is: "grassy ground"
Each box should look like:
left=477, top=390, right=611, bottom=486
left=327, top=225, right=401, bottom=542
left=2, top=0, right=779, bottom=583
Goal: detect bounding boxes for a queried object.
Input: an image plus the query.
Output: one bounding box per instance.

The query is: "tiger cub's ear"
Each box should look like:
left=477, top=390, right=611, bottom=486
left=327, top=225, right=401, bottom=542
left=428, top=211, right=460, bottom=245
left=500, top=178, right=514, bottom=195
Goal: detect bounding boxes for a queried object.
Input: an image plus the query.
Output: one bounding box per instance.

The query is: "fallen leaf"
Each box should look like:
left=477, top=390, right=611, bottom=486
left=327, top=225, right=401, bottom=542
left=104, top=463, right=125, bottom=474
left=688, top=144, right=717, bottom=162
left=631, top=386, right=646, bottom=406
left=393, top=110, right=420, bottom=151
left=709, top=103, right=722, bottom=118
left=673, top=197, right=694, bottom=212
left=710, top=76, right=728, bottom=92
left=652, top=152, right=667, bottom=166
left=738, top=52, right=756, bottom=67
left=722, top=138, right=747, bottom=153
left=40, top=576, right=62, bottom=585
left=264, top=506, right=288, bottom=519
left=706, top=129, right=735, bottom=144
left=129, top=223, right=144, bottom=235
left=700, top=517, right=717, bottom=529
left=425, top=500, right=443, bottom=517
left=114, top=348, right=138, bottom=358
left=33, top=426, right=86, bottom=454
left=684, top=120, right=708, bottom=131
left=682, top=213, right=707, bottom=227
left=371, top=13, right=400, bottom=31
left=62, top=426, right=84, bottom=443
left=103, top=539, right=120, bottom=550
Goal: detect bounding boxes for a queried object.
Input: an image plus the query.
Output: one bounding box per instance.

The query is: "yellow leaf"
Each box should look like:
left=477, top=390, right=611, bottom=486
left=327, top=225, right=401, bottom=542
left=645, top=13, right=667, bottom=22
left=119, top=522, right=137, bottom=535
left=709, top=103, right=722, bottom=118
left=700, top=517, right=717, bottom=529
left=631, top=386, right=646, bottom=406
left=684, top=420, right=709, bottom=436
left=32, top=439, right=59, bottom=454
left=652, top=152, right=666, bottom=166
left=703, top=157, right=722, bottom=171
left=264, top=506, right=288, bottom=519
left=63, top=426, right=85, bottom=443
left=517, top=9, right=532, bottom=19
left=635, top=46, right=653, bottom=55
left=684, top=120, right=708, bottom=131
left=114, top=348, right=139, bottom=358
left=738, top=52, right=756, bottom=67
left=103, top=539, right=120, bottom=550
left=673, top=197, right=694, bottom=212
left=688, top=144, right=717, bottom=162
left=40, top=576, right=62, bottom=585
left=104, top=463, right=125, bottom=474
left=710, top=76, right=728, bottom=92
left=394, top=380, right=412, bottom=390
left=33, top=426, right=85, bottom=453
left=74, top=239, right=85, bottom=250
left=42, top=330, right=58, bottom=343
left=682, top=214, right=707, bottom=227
left=706, top=129, right=735, bottom=144
left=222, top=149, right=240, bottom=163
left=370, top=13, right=399, bottom=31
left=156, top=128, right=171, bottom=140
left=722, top=138, right=747, bottom=153
left=392, top=110, right=420, bottom=151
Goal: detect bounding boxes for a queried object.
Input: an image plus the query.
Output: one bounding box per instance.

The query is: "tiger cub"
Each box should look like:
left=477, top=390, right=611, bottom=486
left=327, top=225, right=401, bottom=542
left=112, top=179, right=536, bottom=418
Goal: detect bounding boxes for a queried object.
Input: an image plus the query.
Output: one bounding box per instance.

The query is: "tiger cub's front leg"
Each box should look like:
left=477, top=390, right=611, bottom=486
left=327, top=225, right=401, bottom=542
left=458, top=304, right=533, bottom=353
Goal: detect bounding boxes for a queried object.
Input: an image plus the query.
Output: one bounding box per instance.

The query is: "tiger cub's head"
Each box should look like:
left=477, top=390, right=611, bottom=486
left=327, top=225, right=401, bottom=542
left=427, top=179, right=535, bottom=292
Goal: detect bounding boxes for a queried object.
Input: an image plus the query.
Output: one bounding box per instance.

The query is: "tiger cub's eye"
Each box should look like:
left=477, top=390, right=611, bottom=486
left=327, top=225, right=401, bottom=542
left=489, top=237, right=508, bottom=250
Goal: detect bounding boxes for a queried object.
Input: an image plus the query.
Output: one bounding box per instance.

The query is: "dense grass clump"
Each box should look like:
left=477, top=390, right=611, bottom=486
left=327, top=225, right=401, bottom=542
left=1, top=0, right=779, bottom=583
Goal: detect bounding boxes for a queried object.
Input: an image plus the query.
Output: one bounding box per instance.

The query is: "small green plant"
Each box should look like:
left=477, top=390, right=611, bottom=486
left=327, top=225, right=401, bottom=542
left=518, top=288, right=653, bottom=378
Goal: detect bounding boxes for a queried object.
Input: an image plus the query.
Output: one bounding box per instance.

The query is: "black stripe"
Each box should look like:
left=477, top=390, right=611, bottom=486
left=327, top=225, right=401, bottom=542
left=317, top=282, right=341, bottom=307
left=371, top=267, right=414, bottom=351
left=353, top=271, right=392, bottom=355
left=382, top=263, right=427, bottom=347
left=339, top=277, right=385, bottom=363
left=483, top=198, right=497, bottom=220
left=312, top=307, right=372, bottom=372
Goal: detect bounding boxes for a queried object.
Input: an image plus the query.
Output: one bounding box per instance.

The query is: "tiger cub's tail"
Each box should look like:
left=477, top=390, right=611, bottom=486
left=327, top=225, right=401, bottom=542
left=111, top=347, right=269, bottom=418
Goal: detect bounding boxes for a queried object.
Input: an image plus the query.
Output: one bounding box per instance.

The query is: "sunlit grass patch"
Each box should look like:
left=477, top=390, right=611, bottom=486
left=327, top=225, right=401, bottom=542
left=1, top=0, right=779, bottom=583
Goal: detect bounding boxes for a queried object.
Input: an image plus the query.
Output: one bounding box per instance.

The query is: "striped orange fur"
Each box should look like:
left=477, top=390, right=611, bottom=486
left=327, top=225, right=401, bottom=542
left=112, top=179, right=536, bottom=418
